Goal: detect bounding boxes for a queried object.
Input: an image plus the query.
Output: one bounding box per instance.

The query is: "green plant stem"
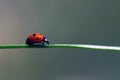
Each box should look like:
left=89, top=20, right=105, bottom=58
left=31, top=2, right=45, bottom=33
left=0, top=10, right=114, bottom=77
left=0, top=44, right=120, bottom=51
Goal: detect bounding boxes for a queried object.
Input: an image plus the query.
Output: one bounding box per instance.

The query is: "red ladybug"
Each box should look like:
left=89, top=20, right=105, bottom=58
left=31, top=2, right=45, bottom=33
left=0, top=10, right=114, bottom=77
left=26, top=33, right=49, bottom=46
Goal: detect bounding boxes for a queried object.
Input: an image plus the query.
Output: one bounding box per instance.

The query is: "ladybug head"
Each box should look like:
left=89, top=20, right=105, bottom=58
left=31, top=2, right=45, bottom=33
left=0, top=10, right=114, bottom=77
left=43, top=36, right=49, bottom=45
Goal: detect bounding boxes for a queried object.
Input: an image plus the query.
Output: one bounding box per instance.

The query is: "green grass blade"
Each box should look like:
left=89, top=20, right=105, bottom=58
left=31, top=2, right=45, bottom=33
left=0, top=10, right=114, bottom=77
left=49, top=44, right=120, bottom=51
left=0, top=44, right=27, bottom=49
left=0, top=44, right=120, bottom=51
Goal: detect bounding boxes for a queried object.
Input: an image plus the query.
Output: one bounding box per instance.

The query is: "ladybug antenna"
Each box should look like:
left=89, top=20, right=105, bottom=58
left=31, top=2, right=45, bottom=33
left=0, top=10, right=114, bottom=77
left=43, top=36, right=49, bottom=45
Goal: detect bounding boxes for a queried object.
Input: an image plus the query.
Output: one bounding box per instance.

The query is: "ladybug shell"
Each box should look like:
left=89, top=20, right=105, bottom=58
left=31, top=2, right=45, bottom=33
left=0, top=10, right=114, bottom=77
left=26, top=33, right=44, bottom=44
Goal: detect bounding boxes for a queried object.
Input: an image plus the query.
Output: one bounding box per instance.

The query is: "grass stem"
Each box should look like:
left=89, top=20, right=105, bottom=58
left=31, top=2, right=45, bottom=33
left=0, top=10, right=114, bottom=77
left=0, top=44, right=120, bottom=51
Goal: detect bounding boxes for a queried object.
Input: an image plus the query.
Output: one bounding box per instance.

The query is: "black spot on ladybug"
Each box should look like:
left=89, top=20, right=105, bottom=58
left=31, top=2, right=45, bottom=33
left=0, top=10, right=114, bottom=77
left=36, top=38, right=39, bottom=40
left=33, top=34, right=36, bottom=36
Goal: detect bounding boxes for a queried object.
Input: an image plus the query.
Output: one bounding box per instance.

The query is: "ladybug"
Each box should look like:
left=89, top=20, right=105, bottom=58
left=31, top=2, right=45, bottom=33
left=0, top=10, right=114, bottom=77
left=26, top=33, right=49, bottom=46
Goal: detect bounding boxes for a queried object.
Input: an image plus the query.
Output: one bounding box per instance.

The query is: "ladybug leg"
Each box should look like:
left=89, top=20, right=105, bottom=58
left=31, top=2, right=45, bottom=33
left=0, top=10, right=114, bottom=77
left=32, top=41, right=45, bottom=47
left=40, top=41, right=45, bottom=47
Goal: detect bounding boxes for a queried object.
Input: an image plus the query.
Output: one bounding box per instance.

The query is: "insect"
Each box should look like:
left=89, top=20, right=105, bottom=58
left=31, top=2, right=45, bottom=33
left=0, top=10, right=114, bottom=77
left=26, top=33, right=49, bottom=46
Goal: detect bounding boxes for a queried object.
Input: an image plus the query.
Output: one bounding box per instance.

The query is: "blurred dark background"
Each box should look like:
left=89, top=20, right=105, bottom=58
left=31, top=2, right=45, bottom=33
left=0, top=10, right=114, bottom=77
left=0, top=0, right=120, bottom=80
